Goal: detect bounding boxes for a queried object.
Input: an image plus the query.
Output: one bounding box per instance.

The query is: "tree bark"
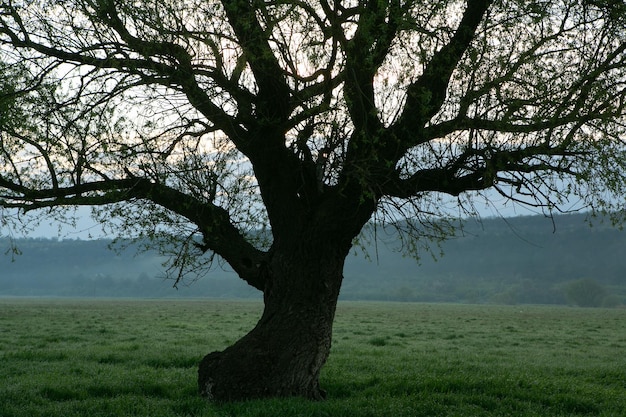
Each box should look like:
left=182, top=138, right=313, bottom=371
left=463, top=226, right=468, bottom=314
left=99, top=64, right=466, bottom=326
left=197, top=238, right=348, bottom=402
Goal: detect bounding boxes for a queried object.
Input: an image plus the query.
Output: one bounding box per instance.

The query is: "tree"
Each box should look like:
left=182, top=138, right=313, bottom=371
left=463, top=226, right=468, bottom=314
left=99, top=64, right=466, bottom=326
left=1, top=0, right=625, bottom=401
left=564, top=278, right=608, bottom=307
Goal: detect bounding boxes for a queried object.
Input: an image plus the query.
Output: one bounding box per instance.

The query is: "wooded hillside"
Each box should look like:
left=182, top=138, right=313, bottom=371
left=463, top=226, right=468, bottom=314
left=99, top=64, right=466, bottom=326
left=1, top=213, right=624, bottom=306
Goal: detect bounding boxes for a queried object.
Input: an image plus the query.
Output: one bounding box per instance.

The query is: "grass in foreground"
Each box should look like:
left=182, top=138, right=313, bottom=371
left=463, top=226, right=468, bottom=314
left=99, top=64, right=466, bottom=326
left=0, top=299, right=624, bottom=416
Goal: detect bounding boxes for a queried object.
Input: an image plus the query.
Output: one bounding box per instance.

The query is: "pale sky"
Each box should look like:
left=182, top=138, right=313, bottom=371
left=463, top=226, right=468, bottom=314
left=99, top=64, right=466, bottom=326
left=14, top=189, right=569, bottom=240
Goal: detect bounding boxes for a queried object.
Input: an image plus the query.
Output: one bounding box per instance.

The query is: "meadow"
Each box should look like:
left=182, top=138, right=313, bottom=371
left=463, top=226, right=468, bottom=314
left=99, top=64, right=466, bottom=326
left=0, top=299, right=624, bottom=417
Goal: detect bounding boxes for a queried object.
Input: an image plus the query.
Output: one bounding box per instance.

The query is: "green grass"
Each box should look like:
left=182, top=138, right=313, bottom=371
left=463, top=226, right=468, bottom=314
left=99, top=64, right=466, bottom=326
left=1, top=299, right=624, bottom=416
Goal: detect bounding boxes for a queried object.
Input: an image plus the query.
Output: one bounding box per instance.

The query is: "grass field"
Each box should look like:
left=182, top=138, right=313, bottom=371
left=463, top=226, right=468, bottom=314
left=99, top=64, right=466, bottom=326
left=1, top=299, right=624, bottom=416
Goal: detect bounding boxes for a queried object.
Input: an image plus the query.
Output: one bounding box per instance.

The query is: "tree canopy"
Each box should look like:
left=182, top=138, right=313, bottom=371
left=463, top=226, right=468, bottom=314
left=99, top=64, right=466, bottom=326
left=1, top=0, right=624, bottom=260
left=1, top=0, right=625, bottom=401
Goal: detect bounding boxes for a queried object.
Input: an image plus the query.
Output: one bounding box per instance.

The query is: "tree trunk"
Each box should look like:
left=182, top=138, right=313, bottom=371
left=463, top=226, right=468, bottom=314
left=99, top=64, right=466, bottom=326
left=197, top=239, right=347, bottom=402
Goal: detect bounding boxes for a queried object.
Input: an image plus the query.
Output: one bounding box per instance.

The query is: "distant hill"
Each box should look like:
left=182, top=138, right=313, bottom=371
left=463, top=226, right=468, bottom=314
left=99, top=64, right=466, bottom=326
left=341, top=213, right=626, bottom=306
left=1, top=213, right=625, bottom=306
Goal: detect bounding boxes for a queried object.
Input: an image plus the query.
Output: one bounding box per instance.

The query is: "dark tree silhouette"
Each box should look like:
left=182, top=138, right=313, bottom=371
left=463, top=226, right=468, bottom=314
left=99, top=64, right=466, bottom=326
left=1, top=0, right=625, bottom=401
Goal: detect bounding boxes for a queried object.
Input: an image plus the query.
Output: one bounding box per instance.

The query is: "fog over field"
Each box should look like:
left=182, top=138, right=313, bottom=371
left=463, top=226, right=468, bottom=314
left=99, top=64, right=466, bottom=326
left=2, top=212, right=624, bottom=306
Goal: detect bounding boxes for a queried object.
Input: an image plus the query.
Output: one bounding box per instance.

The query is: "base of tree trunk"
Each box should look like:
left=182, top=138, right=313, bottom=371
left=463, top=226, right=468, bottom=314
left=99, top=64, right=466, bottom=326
left=198, top=242, right=346, bottom=402
left=198, top=329, right=328, bottom=402
left=197, top=293, right=335, bottom=402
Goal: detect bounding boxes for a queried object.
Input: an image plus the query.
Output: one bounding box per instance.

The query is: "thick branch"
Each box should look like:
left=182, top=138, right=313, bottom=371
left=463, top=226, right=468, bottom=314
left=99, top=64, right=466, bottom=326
left=221, top=0, right=291, bottom=124
left=343, top=0, right=400, bottom=133
left=392, top=0, right=493, bottom=141
left=338, top=0, right=493, bottom=202
left=0, top=176, right=267, bottom=290
left=423, top=103, right=624, bottom=140
left=129, top=179, right=268, bottom=290
left=383, top=145, right=582, bottom=198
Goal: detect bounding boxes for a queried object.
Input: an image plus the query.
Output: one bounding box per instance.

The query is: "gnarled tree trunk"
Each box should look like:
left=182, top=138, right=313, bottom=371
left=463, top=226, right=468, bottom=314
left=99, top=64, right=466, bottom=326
left=197, top=238, right=348, bottom=402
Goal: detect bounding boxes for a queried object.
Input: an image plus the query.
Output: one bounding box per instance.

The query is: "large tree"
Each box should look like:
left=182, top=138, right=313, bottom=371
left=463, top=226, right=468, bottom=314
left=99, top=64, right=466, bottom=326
left=1, top=0, right=625, bottom=401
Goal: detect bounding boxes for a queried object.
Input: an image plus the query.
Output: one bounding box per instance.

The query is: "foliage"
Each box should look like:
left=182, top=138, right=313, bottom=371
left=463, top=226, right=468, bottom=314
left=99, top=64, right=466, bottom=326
left=1, top=299, right=625, bottom=416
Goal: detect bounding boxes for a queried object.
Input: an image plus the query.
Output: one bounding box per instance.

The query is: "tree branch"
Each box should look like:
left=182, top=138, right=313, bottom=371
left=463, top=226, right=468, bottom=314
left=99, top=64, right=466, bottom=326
left=0, top=175, right=268, bottom=290
left=1, top=1, right=249, bottom=142
left=343, top=0, right=401, bottom=133
left=391, top=0, right=493, bottom=142
left=221, top=0, right=292, bottom=124
left=382, top=144, right=583, bottom=198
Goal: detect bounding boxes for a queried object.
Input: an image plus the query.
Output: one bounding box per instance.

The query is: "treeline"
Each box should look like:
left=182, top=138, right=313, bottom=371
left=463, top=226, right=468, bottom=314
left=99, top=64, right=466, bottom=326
left=0, top=239, right=256, bottom=299
left=341, top=213, right=626, bottom=306
left=1, top=213, right=625, bottom=306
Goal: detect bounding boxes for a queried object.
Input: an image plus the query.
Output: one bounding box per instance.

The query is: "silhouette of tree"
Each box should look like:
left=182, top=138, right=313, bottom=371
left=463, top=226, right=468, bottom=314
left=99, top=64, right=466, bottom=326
left=1, top=0, right=625, bottom=401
